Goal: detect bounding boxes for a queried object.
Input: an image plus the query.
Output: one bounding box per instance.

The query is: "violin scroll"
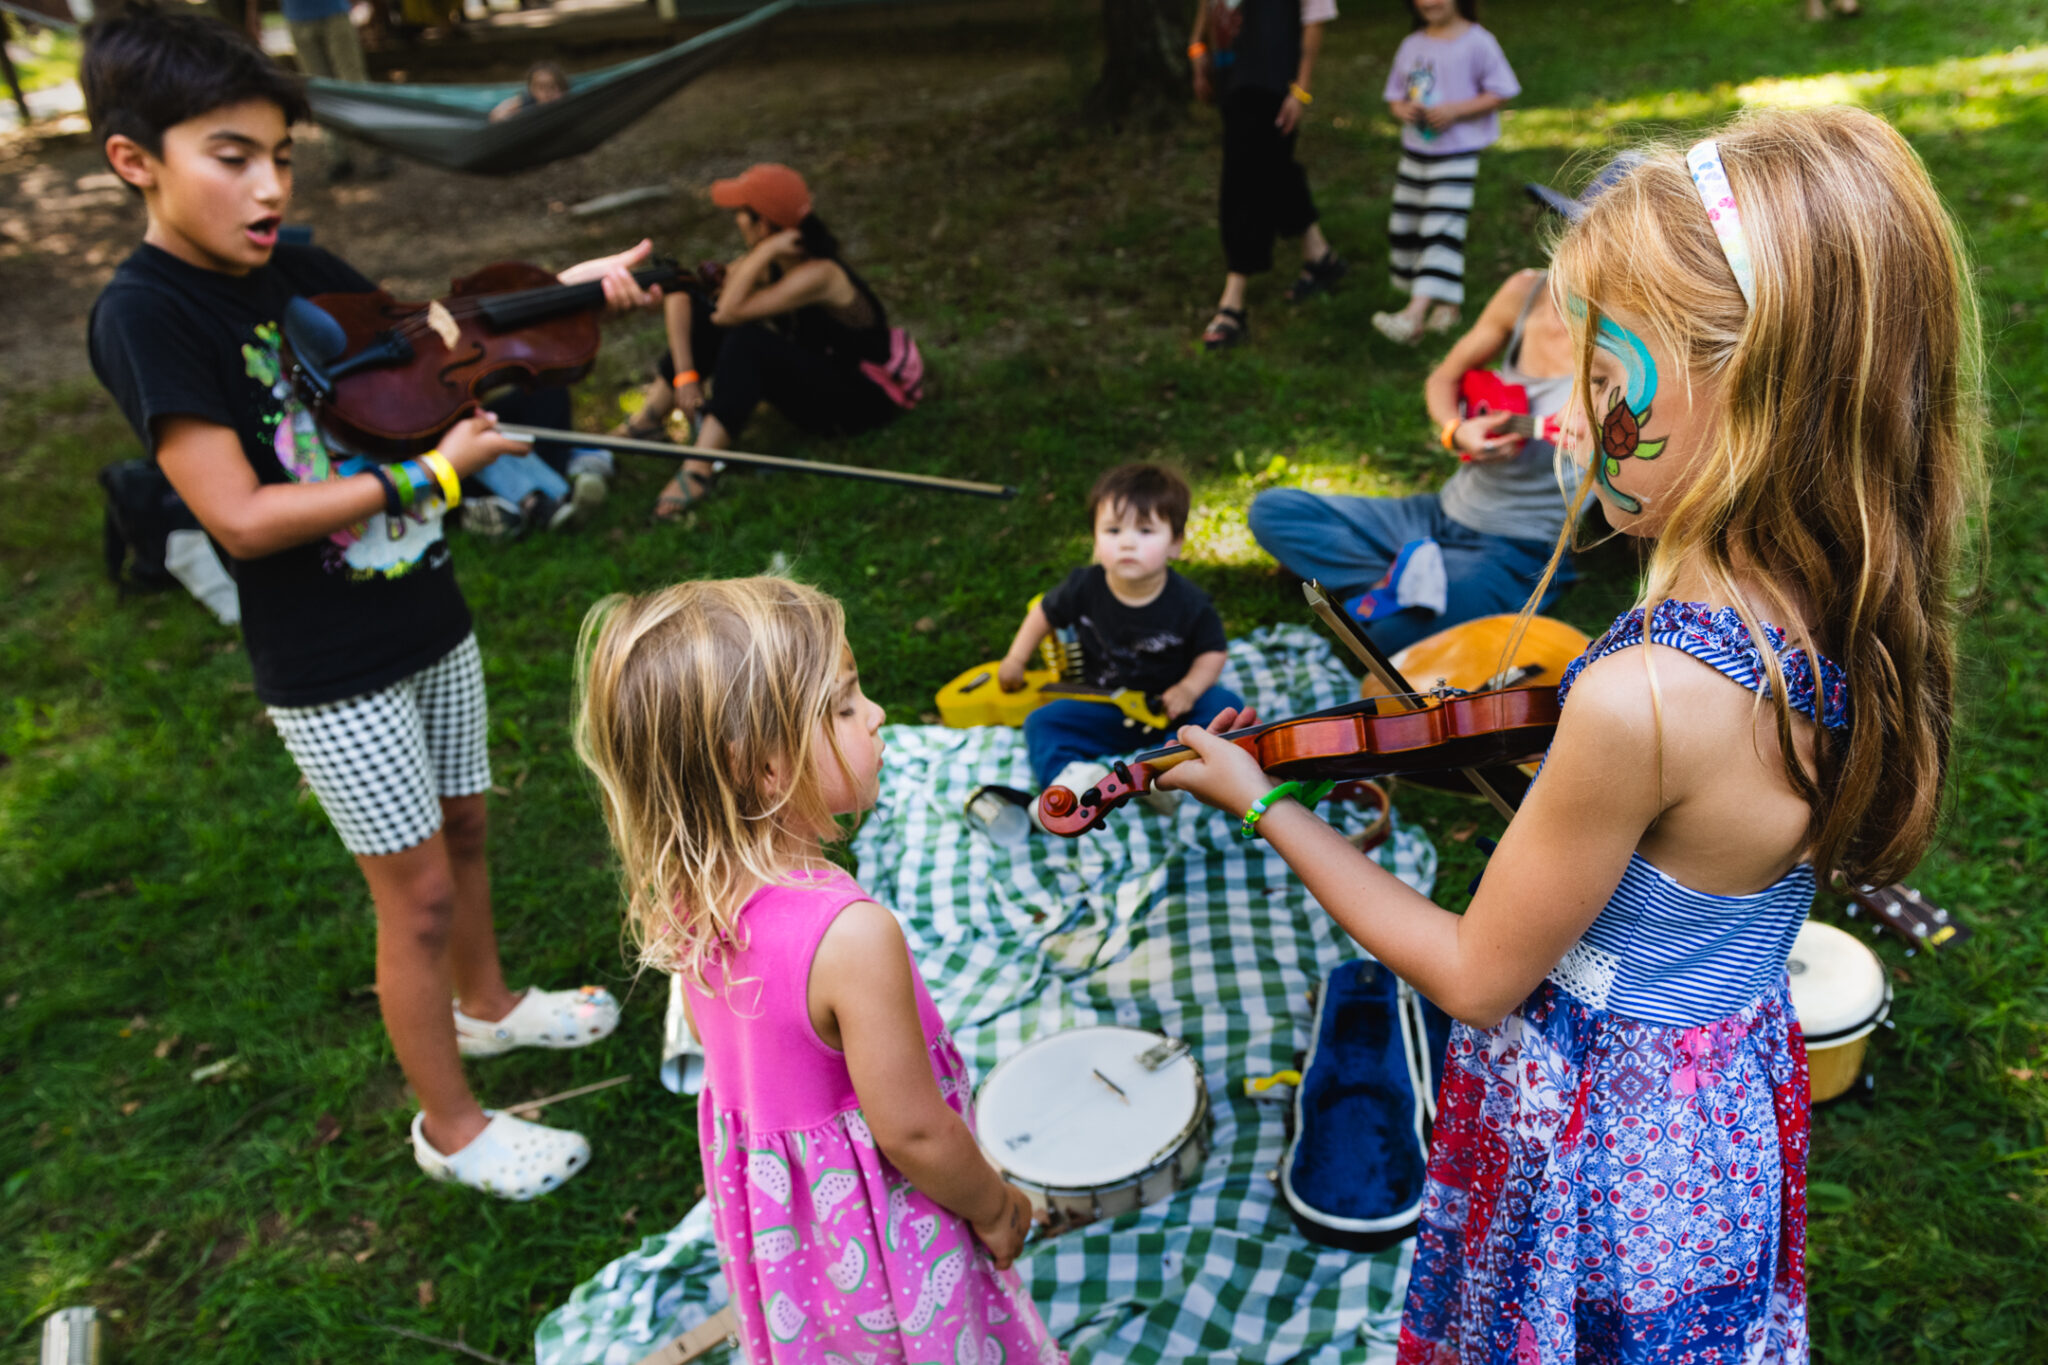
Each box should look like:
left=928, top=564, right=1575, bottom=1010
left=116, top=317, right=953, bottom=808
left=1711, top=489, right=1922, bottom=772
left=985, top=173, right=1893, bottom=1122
left=1037, top=761, right=1156, bottom=837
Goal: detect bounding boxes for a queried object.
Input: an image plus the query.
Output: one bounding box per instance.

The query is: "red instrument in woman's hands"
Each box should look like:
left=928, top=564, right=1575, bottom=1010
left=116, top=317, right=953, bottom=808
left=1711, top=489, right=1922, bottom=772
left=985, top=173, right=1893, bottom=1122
left=1457, top=369, right=1563, bottom=460
left=1035, top=685, right=1560, bottom=837
left=281, top=258, right=691, bottom=458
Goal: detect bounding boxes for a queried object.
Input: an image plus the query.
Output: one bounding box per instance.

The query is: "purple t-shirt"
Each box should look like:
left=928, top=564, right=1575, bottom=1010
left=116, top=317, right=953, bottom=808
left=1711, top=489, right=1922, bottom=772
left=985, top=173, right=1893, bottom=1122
left=1383, top=23, right=1519, bottom=156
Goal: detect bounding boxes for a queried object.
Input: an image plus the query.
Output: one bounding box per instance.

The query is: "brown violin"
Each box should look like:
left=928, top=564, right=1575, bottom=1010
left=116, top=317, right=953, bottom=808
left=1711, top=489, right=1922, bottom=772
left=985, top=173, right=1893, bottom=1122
left=276, top=261, right=1020, bottom=500
left=280, top=258, right=691, bottom=458
left=1035, top=684, right=1560, bottom=837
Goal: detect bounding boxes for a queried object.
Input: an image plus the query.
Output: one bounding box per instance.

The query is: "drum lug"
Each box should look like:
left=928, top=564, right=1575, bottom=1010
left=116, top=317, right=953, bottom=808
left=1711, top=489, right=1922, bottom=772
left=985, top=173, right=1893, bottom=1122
left=1139, top=1037, right=1191, bottom=1072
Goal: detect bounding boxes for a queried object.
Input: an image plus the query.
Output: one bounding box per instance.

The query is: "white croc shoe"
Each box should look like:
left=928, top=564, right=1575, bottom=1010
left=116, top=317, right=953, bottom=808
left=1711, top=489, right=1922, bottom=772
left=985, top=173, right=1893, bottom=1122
left=454, top=985, right=621, bottom=1058
left=411, top=1111, right=589, bottom=1201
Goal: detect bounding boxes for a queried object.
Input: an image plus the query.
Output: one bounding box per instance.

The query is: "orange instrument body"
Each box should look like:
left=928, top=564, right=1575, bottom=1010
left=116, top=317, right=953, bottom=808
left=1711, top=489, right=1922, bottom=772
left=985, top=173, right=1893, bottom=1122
left=1388, top=613, right=1590, bottom=697
left=1035, top=685, right=1560, bottom=837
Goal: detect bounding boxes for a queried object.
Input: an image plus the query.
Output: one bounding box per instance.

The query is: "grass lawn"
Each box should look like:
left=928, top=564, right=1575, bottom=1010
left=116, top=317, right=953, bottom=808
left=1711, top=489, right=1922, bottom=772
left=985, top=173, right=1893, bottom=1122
left=2, top=28, right=79, bottom=97
left=4, top=0, right=2047, bottom=1359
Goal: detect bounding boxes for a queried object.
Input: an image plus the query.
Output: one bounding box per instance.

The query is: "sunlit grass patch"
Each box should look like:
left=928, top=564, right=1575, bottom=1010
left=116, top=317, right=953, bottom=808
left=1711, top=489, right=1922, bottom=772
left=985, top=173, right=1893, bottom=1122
left=1738, top=46, right=2048, bottom=135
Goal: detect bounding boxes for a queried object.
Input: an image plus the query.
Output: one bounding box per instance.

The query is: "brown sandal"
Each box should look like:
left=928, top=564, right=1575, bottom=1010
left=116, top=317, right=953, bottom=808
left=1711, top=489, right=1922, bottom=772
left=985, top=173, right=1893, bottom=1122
left=1202, top=306, right=1247, bottom=351
left=652, top=464, right=716, bottom=523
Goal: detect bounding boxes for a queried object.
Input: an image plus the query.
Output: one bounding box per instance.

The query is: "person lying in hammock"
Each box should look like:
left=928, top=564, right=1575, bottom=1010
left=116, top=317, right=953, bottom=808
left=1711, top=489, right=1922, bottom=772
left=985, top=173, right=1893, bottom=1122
left=489, top=61, right=567, bottom=123
left=615, top=163, right=911, bottom=521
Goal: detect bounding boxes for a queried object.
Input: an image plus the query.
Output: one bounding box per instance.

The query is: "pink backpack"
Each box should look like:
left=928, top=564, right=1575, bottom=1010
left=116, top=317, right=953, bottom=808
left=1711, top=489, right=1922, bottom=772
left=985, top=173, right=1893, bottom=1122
left=859, top=328, right=925, bottom=409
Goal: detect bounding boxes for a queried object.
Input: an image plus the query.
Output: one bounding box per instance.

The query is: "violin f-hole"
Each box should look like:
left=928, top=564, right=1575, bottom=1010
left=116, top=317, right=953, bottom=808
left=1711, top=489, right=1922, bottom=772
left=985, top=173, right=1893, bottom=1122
left=436, top=341, right=488, bottom=389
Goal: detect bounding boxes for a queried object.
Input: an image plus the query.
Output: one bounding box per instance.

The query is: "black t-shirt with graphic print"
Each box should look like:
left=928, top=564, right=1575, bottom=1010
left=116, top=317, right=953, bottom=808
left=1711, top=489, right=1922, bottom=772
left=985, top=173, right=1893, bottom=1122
left=1039, top=565, right=1228, bottom=696
left=90, top=242, right=473, bottom=707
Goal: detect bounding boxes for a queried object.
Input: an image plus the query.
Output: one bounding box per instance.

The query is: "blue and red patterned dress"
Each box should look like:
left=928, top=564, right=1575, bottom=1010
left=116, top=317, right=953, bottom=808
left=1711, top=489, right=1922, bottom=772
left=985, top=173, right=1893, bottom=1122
left=1398, top=602, right=1849, bottom=1365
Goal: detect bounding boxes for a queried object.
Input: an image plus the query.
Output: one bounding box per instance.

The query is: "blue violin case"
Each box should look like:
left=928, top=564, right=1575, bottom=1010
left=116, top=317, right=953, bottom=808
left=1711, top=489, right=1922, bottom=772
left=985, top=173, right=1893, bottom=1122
left=1278, top=957, right=1454, bottom=1251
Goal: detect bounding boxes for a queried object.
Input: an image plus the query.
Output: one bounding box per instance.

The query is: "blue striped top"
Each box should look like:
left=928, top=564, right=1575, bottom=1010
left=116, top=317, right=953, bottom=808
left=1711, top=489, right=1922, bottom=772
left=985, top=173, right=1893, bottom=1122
left=1543, top=601, right=1849, bottom=1027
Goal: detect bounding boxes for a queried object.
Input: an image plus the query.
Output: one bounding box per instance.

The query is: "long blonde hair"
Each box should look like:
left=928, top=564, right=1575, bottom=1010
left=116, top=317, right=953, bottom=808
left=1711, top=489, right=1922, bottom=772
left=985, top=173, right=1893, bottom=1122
left=572, top=577, right=855, bottom=984
left=1547, top=105, right=1986, bottom=885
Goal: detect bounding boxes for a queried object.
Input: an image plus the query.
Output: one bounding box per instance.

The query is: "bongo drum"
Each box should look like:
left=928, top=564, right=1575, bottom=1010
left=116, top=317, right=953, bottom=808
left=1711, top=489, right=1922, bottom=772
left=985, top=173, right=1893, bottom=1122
left=974, top=1027, right=1209, bottom=1230
left=1786, top=919, right=1892, bottom=1102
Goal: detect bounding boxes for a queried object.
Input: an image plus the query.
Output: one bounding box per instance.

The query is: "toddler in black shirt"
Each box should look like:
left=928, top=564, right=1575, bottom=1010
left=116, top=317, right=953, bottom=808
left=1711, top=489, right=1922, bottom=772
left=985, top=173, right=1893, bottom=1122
left=998, top=463, right=1243, bottom=790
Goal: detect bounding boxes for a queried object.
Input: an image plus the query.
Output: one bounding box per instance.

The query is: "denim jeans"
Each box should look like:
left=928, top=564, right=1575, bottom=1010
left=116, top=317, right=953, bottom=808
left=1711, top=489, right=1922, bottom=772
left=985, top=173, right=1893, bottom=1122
left=1023, top=683, right=1243, bottom=790
left=1247, top=488, right=1573, bottom=654
left=473, top=451, right=569, bottom=507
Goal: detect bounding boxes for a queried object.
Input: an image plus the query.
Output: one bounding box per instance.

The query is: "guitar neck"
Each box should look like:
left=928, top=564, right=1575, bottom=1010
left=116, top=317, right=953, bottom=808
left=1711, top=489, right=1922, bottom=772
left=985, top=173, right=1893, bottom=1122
left=477, top=261, right=687, bottom=330
left=1845, top=882, right=1972, bottom=953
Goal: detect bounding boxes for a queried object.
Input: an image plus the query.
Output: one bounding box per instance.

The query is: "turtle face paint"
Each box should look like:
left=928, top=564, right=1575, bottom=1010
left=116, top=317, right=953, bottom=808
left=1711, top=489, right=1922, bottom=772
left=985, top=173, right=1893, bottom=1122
left=1588, top=317, right=1667, bottom=516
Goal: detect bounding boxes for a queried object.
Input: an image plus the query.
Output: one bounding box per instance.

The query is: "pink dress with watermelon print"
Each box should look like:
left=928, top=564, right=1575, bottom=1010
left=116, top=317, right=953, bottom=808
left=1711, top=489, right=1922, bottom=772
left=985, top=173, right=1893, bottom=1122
left=690, top=868, right=1064, bottom=1365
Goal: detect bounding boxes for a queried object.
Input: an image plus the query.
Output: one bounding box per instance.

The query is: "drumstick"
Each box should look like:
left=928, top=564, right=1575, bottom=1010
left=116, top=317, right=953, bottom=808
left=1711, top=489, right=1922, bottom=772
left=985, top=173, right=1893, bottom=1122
left=1092, top=1069, right=1130, bottom=1103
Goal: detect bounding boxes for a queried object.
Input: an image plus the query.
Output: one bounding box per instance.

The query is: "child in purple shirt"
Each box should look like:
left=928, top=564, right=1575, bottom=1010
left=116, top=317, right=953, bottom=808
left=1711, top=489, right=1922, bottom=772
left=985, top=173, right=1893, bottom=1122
left=1372, top=0, right=1520, bottom=344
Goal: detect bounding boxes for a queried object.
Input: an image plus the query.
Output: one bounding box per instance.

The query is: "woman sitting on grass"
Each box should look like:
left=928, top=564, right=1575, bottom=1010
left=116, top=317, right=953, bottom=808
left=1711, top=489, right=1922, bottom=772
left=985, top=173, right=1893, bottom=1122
left=615, top=163, right=909, bottom=521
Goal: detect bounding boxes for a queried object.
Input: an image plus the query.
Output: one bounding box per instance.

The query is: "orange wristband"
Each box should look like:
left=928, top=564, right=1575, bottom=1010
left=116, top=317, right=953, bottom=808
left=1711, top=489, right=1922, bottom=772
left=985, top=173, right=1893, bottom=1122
left=672, top=370, right=700, bottom=388
left=1187, top=41, right=1207, bottom=58
left=1440, top=420, right=1461, bottom=452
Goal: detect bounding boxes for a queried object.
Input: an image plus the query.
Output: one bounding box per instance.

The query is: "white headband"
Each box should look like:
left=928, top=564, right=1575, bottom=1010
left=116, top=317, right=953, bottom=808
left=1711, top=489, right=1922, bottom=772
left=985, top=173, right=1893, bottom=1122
left=1685, top=139, right=1756, bottom=309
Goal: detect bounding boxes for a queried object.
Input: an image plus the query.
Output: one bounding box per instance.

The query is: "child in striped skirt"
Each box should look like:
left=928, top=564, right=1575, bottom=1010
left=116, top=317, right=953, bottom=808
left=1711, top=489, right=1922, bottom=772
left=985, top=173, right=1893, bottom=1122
left=1373, top=0, right=1519, bottom=344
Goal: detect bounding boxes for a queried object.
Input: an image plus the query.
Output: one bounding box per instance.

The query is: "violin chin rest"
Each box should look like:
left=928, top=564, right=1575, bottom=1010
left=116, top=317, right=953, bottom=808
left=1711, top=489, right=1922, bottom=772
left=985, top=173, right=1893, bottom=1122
left=284, top=296, right=348, bottom=363
left=283, top=297, right=349, bottom=398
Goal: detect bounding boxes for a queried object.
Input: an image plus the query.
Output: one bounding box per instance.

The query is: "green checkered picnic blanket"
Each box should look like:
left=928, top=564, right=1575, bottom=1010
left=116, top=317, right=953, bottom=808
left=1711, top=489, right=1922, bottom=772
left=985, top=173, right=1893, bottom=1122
left=536, top=625, right=1437, bottom=1365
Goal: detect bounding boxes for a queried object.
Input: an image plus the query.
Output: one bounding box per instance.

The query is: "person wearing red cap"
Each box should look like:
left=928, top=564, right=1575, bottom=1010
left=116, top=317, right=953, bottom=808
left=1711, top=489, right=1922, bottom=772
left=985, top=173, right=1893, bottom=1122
left=614, top=163, right=908, bottom=520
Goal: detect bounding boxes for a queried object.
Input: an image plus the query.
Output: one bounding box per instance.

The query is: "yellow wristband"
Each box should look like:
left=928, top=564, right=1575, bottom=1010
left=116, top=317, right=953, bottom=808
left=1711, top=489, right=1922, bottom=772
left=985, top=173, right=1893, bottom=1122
left=422, top=449, right=462, bottom=508
left=1289, top=82, right=1313, bottom=105
left=1440, top=420, right=1461, bottom=452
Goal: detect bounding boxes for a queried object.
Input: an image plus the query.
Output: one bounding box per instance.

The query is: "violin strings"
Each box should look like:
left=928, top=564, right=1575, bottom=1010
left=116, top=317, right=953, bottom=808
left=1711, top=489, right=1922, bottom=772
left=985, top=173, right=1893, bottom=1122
left=318, top=270, right=668, bottom=353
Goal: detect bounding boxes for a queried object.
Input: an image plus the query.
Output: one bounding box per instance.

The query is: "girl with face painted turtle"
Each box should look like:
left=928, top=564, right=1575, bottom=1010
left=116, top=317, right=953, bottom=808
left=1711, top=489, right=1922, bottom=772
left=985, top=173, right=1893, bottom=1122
left=1157, top=105, right=1984, bottom=1362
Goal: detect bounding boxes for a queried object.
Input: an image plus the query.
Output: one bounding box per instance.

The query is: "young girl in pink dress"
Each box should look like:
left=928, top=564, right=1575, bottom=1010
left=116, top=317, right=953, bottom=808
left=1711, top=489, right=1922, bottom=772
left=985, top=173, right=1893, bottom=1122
left=574, top=577, right=1063, bottom=1363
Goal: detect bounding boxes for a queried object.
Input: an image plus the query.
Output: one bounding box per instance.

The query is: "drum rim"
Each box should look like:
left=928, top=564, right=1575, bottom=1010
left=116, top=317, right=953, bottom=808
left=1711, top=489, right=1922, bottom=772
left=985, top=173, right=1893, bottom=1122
left=976, top=1026, right=1209, bottom=1193
left=1788, top=920, right=1892, bottom=1039
left=1800, top=975, right=1892, bottom=1047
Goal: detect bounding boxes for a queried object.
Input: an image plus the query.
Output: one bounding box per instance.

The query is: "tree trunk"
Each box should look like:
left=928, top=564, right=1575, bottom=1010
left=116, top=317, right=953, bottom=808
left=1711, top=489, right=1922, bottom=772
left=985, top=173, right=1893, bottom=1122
left=1088, top=0, right=1189, bottom=129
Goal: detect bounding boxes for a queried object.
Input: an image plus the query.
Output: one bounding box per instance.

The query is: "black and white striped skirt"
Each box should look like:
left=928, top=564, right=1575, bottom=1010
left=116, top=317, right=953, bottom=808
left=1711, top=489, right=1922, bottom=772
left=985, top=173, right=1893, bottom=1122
left=1388, top=147, right=1479, bottom=305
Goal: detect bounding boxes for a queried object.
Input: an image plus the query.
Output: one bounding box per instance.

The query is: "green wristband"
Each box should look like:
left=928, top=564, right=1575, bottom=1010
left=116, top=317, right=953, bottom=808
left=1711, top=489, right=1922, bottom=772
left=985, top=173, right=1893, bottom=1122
left=1238, top=779, right=1336, bottom=840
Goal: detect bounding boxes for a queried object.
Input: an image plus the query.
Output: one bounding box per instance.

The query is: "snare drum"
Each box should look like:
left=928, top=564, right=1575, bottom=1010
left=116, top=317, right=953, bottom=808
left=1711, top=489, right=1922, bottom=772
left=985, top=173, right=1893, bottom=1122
left=974, top=1026, right=1209, bottom=1230
left=1786, top=920, right=1891, bottom=1103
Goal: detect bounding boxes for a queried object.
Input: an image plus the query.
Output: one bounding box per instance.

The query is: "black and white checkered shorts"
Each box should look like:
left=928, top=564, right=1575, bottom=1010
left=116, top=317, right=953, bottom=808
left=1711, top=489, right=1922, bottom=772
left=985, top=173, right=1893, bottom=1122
left=269, top=634, right=492, bottom=857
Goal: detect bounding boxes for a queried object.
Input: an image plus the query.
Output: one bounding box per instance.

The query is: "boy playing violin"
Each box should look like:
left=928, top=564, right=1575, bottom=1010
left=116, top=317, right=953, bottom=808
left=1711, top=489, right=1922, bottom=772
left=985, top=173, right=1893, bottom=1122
left=82, top=4, right=661, bottom=1199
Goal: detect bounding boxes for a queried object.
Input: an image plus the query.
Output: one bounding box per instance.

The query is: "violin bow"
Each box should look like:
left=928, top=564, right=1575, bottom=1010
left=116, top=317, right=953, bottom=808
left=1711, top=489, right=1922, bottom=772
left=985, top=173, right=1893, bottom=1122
left=1301, top=580, right=1522, bottom=822
left=497, top=424, right=1016, bottom=501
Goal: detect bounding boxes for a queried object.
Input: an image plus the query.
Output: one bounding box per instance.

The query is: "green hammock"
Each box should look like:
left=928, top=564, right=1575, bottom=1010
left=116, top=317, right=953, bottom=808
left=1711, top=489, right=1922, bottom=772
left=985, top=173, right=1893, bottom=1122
left=303, top=0, right=793, bottom=176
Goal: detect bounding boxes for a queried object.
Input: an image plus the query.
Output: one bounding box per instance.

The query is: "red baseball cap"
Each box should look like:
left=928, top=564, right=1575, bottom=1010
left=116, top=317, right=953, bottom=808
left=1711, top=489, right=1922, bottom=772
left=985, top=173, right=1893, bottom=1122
left=709, top=163, right=813, bottom=230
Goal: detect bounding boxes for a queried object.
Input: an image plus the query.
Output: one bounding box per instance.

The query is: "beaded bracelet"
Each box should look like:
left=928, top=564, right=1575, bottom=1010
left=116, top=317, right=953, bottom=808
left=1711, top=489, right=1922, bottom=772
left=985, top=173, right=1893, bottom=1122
left=1238, top=779, right=1336, bottom=841
left=367, top=465, right=402, bottom=518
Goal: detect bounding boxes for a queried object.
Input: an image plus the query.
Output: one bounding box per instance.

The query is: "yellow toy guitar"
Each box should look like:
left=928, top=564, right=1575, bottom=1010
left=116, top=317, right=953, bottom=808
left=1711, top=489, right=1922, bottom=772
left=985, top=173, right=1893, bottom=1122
left=936, top=595, right=1173, bottom=732
left=936, top=666, right=1173, bottom=732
